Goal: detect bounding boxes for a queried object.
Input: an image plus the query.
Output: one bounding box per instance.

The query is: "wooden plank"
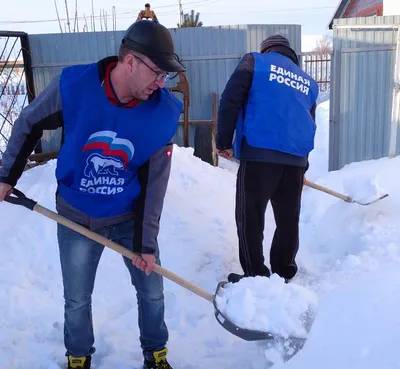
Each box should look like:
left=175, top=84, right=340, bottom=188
left=0, top=61, right=24, bottom=69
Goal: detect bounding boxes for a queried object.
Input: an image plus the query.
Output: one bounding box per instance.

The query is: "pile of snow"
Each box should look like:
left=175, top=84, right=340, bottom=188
left=341, top=173, right=388, bottom=204
left=1, top=99, right=400, bottom=369
left=304, top=99, right=330, bottom=181
left=278, top=265, right=400, bottom=369
left=215, top=274, right=318, bottom=339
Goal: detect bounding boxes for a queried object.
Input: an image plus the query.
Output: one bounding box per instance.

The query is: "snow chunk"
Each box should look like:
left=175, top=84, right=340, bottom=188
left=342, top=174, right=387, bottom=204
left=214, top=274, right=319, bottom=338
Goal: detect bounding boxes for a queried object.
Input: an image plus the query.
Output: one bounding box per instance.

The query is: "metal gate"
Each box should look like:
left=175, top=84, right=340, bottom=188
left=0, top=31, right=36, bottom=157
left=299, top=52, right=332, bottom=92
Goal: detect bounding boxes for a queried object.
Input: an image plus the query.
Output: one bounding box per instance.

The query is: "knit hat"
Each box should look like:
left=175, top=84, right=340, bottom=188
left=260, top=34, right=292, bottom=53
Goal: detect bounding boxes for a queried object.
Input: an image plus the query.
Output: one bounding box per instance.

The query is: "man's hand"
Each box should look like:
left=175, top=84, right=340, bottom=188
left=0, top=183, right=12, bottom=201
left=217, top=148, right=234, bottom=159
left=132, top=254, right=156, bottom=275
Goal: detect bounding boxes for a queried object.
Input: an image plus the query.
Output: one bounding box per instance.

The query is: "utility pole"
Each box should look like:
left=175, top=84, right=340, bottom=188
left=179, top=0, right=183, bottom=26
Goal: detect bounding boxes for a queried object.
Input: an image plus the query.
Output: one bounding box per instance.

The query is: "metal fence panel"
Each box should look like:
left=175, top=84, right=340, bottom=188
left=300, top=52, right=331, bottom=92
left=0, top=31, right=35, bottom=158
left=329, top=15, right=400, bottom=171
left=27, top=24, right=301, bottom=152
left=337, top=48, right=394, bottom=168
left=246, top=24, right=301, bottom=52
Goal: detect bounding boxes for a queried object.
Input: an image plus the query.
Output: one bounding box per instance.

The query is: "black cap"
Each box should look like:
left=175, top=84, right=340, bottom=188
left=121, top=20, right=186, bottom=73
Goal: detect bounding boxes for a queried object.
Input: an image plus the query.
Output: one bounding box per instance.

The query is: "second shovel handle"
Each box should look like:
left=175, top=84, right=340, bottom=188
left=304, top=179, right=351, bottom=202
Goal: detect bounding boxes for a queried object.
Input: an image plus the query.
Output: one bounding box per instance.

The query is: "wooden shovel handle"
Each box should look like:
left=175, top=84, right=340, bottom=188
left=34, top=204, right=214, bottom=302
left=303, top=179, right=351, bottom=202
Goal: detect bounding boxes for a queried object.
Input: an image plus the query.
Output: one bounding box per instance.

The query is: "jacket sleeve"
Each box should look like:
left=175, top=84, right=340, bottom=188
left=304, top=102, right=318, bottom=173
left=133, top=142, right=173, bottom=255
left=216, top=52, right=255, bottom=150
left=310, top=103, right=317, bottom=122
left=0, top=75, right=63, bottom=186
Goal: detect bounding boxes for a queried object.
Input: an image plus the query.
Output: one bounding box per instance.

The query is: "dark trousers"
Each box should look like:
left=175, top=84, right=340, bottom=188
left=235, top=161, right=305, bottom=280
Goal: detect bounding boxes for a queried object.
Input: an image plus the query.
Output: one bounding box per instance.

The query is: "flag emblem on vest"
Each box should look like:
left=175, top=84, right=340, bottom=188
left=82, top=130, right=135, bottom=166
left=79, top=130, right=135, bottom=196
left=166, top=148, right=172, bottom=158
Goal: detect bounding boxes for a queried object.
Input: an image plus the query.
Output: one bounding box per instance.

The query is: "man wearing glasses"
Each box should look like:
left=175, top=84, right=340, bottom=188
left=0, top=21, right=185, bottom=369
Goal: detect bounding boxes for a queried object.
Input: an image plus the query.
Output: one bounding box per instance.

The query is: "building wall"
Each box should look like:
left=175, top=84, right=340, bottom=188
left=343, top=0, right=383, bottom=17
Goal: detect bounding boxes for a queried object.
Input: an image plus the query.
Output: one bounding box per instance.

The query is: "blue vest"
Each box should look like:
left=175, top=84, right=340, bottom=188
left=56, top=62, right=182, bottom=218
left=233, top=52, right=319, bottom=158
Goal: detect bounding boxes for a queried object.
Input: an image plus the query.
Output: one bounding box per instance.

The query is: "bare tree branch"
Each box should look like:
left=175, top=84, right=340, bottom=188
left=313, top=35, right=333, bottom=55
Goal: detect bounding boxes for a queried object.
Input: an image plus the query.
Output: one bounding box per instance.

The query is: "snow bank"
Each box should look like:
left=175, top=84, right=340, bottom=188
left=297, top=155, right=399, bottom=288
left=275, top=264, right=400, bottom=369
left=304, top=99, right=330, bottom=181
left=215, top=274, right=318, bottom=339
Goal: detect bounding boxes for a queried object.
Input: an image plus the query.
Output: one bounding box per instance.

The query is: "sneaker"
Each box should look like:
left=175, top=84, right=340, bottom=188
left=67, top=355, right=91, bottom=369
left=143, top=348, right=172, bottom=369
left=227, top=273, right=245, bottom=283
left=227, top=269, right=271, bottom=283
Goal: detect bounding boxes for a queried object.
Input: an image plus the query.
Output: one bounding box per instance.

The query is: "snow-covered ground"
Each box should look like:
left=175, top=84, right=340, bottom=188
left=0, top=98, right=399, bottom=369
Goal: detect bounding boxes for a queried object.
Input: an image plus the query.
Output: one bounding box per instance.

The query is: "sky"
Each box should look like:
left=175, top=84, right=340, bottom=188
left=0, top=0, right=338, bottom=40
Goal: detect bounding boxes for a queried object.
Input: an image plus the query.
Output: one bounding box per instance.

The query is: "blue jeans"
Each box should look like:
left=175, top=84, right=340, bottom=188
left=57, top=219, right=168, bottom=360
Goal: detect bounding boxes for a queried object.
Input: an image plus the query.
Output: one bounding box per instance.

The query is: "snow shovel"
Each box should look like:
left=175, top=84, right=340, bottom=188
left=303, top=179, right=389, bottom=206
left=4, top=188, right=274, bottom=342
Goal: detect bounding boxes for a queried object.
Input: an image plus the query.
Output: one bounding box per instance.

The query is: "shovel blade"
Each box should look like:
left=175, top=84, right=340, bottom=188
left=354, top=193, right=389, bottom=205
left=213, top=307, right=274, bottom=341
left=212, top=281, right=316, bottom=342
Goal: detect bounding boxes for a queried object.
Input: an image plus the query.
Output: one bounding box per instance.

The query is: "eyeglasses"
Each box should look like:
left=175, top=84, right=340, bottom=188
left=134, top=55, right=171, bottom=81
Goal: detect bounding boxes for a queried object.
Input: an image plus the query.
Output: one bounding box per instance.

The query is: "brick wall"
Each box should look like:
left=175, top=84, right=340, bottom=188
left=343, top=0, right=383, bottom=17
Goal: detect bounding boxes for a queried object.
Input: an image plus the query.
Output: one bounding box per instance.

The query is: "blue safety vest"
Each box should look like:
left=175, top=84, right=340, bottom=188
left=234, top=52, right=319, bottom=158
left=56, top=62, right=182, bottom=218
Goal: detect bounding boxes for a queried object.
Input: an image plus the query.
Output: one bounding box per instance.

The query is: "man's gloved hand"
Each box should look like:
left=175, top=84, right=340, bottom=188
left=0, top=183, right=12, bottom=201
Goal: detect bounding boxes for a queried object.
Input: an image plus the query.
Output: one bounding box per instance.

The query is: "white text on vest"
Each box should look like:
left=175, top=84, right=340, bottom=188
left=269, top=64, right=310, bottom=95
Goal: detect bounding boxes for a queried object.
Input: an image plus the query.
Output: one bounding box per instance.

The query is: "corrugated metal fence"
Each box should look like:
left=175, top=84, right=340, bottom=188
left=329, top=15, right=400, bottom=171
left=28, top=24, right=301, bottom=152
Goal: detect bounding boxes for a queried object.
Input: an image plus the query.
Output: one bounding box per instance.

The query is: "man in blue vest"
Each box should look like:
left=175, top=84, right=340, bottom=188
left=0, top=21, right=185, bottom=369
left=216, top=35, right=319, bottom=284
